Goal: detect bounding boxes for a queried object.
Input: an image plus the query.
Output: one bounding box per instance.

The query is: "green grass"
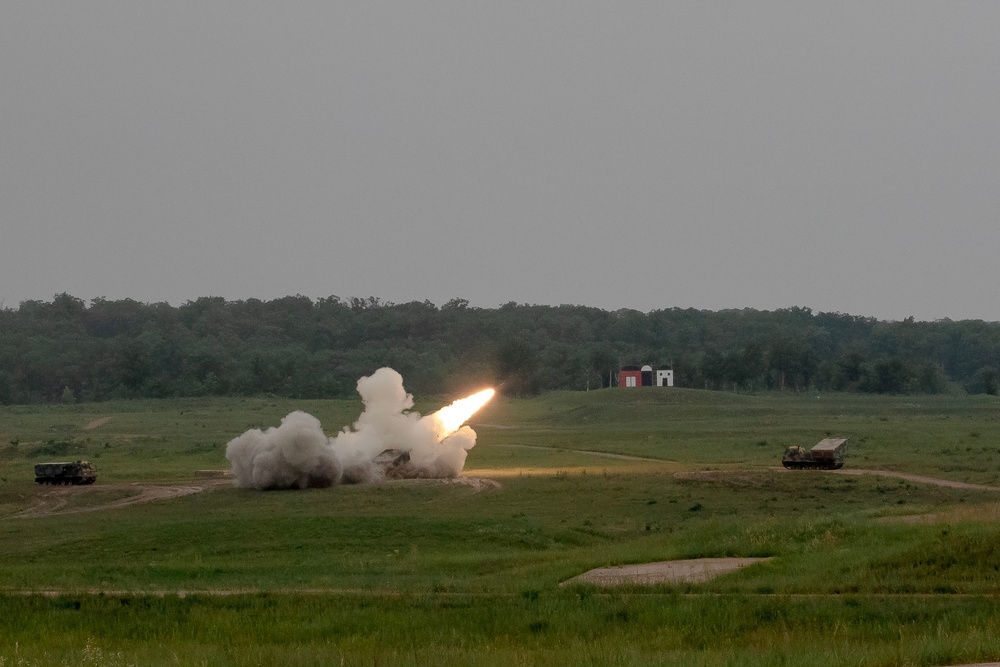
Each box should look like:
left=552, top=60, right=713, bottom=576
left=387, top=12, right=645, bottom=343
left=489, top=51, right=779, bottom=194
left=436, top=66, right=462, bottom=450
left=478, top=389, right=1000, bottom=482
left=3, top=593, right=1000, bottom=667
left=2, top=389, right=1000, bottom=664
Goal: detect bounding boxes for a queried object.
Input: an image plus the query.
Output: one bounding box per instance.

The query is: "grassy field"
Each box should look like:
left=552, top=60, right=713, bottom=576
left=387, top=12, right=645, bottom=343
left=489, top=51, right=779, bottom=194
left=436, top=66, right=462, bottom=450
left=1, top=389, right=1000, bottom=665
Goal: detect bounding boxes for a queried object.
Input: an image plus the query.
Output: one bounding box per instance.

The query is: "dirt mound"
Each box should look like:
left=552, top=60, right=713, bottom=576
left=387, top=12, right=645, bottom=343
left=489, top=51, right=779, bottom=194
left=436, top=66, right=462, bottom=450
left=562, top=557, right=771, bottom=586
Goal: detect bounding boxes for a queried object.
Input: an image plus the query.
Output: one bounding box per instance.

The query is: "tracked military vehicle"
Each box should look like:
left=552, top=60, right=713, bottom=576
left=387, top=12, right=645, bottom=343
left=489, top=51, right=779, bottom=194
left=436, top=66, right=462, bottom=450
left=782, top=438, right=848, bottom=470
left=34, top=460, right=97, bottom=485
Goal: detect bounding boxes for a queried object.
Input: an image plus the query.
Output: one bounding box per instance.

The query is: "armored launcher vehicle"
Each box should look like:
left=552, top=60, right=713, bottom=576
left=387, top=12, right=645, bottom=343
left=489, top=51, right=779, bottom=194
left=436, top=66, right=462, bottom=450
left=34, top=460, right=97, bottom=485
left=782, top=438, right=848, bottom=470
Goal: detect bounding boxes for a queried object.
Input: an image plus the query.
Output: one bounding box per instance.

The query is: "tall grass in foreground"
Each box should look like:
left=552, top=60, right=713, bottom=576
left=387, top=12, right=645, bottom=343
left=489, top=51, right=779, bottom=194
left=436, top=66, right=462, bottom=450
left=2, top=593, right=1000, bottom=666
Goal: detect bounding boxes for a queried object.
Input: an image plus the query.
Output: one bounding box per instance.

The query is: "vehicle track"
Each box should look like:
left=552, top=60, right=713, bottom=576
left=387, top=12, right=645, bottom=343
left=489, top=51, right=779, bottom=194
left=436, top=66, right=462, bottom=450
left=828, top=468, right=1000, bottom=491
left=12, top=482, right=221, bottom=519
left=499, top=445, right=1000, bottom=491
left=11, top=476, right=499, bottom=519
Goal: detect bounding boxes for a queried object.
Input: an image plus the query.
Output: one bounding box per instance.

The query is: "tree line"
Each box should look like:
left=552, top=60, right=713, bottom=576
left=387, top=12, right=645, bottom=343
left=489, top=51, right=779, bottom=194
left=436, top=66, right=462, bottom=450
left=0, top=293, right=998, bottom=405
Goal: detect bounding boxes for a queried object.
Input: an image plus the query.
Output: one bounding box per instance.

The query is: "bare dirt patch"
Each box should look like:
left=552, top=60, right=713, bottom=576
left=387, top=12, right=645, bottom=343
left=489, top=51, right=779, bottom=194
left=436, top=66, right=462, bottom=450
left=82, top=416, right=111, bottom=430
left=452, top=476, right=501, bottom=492
left=562, top=557, right=772, bottom=587
left=387, top=476, right=501, bottom=492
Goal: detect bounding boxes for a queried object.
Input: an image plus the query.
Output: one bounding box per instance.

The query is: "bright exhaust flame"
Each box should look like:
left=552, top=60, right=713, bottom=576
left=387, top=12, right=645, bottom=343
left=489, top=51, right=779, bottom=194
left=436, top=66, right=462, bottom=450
left=430, top=388, right=496, bottom=438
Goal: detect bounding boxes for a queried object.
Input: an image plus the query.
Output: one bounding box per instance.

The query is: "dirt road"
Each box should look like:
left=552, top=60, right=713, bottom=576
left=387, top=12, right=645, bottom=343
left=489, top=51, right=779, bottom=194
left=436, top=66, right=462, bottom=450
left=12, top=482, right=224, bottom=519
left=10, top=475, right=499, bottom=519
left=11, top=461, right=993, bottom=521
left=828, top=468, right=1000, bottom=492
left=82, top=416, right=111, bottom=430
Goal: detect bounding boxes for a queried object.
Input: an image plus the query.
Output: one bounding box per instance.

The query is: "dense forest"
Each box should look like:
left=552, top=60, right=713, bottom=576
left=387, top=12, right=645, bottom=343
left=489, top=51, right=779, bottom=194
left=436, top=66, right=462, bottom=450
left=1, top=293, right=999, bottom=405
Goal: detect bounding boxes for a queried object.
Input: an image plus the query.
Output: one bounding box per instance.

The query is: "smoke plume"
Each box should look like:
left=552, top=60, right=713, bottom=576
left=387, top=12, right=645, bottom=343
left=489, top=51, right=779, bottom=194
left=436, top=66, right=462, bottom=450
left=225, top=368, right=483, bottom=490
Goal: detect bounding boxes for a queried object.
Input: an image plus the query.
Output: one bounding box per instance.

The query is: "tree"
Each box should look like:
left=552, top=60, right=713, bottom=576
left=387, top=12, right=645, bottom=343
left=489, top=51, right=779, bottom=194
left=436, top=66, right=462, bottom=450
left=493, top=339, right=539, bottom=397
left=4, top=293, right=1000, bottom=404
left=968, top=367, right=1000, bottom=395
left=768, top=339, right=816, bottom=391
left=860, top=358, right=911, bottom=394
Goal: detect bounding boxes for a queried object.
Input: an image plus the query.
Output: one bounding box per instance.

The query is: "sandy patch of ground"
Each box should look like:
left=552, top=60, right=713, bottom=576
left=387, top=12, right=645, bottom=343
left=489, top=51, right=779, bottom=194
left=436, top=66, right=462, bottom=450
left=82, top=416, right=111, bottom=430
left=452, top=476, right=502, bottom=492
left=388, top=476, right=501, bottom=492
left=562, top=557, right=772, bottom=586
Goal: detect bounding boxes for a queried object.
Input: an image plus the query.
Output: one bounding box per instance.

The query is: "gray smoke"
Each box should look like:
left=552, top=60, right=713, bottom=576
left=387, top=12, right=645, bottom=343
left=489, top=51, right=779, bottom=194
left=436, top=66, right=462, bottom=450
left=225, top=367, right=479, bottom=490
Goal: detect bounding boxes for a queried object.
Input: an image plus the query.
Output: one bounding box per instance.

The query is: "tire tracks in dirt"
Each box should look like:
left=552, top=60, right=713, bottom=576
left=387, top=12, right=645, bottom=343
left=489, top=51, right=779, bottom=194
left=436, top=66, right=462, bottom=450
left=9, top=476, right=499, bottom=519
left=501, top=444, right=1000, bottom=492
left=828, top=468, right=1000, bottom=492
left=11, top=482, right=226, bottom=519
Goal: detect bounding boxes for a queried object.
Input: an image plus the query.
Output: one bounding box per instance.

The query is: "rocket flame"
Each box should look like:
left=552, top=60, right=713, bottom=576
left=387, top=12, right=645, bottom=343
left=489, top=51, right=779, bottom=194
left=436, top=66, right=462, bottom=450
left=429, top=388, right=496, bottom=438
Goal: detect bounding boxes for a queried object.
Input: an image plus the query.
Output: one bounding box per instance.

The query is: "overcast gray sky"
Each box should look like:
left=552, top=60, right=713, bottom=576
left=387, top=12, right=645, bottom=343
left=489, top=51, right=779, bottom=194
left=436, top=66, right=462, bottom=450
left=2, top=2, right=998, bottom=321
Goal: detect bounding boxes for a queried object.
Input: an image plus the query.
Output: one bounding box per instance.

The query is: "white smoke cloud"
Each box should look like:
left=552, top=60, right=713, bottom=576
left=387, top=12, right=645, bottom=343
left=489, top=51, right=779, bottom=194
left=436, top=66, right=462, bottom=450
left=225, top=368, right=480, bottom=490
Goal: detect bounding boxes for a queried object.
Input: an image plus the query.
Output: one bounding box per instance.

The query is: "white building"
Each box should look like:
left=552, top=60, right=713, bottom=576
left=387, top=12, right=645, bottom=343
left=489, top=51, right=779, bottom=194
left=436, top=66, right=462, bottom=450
left=655, top=366, right=674, bottom=387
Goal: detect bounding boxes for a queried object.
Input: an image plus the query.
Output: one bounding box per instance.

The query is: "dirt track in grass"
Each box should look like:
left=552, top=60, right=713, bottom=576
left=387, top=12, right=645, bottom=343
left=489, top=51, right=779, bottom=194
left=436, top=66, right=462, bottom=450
left=496, top=446, right=1000, bottom=491
left=11, top=482, right=219, bottom=519
left=10, top=476, right=500, bottom=519
left=828, top=468, right=1000, bottom=491
left=81, top=416, right=111, bottom=430
left=15, top=464, right=977, bottom=521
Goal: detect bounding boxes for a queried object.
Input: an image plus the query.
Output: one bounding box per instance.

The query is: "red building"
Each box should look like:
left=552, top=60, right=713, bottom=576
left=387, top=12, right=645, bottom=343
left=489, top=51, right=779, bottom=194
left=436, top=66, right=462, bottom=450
left=620, top=365, right=654, bottom=387
left=620, top=364, right=672, bottom=387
